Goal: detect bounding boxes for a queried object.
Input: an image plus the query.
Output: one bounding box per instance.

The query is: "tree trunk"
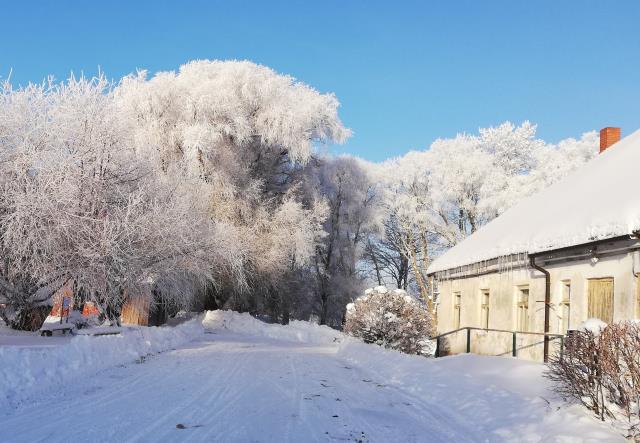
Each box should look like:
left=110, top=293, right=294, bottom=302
left=319, top=290, right=329, bottom=325
left=400, top=254, right=409, bottom=290
left=203, top=283, right=220, bottom=311
left=368, top=240, right=383, bottom=286
left=280, top=287, right=290, bottom=325
left=281, top=306, right=290, bottom=325
left=406, top=229, right=429, bottom=306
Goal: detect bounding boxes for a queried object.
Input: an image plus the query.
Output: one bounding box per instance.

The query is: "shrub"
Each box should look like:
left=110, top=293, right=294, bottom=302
left=343, top=286, right=434, bottom=355
left=545, top=320, right=640, bottom=439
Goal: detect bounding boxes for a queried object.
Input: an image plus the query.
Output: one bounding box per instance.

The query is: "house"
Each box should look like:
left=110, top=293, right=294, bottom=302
left=427, top=127, right=640, bottom=362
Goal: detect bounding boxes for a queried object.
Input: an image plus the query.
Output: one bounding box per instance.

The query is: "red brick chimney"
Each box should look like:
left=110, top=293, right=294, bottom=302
left=600, top=127, right=621, bottom=153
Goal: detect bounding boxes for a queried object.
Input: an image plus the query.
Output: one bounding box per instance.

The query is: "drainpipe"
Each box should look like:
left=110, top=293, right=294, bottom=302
left=529, top=255, right=551, bottom=363
left=632, top=250, right=640, bottom=318
left=632, top=250, right=640, bottom=278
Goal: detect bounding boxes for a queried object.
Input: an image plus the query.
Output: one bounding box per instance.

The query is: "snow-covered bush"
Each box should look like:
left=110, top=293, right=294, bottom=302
left=545, top=320, right=640, bottom=439
left=343, top=286, right=433, bottom=355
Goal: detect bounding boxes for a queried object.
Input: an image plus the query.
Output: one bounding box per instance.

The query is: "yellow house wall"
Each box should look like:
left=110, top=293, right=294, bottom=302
left=436, top=251, right=637, bottom=361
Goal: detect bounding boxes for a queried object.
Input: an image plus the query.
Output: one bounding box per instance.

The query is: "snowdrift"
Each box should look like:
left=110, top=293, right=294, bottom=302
left=0, top=317, right=204, bottom=410
left=1, top=311, right=345, bottom=411
left=202, top=310, right=343, bottom=345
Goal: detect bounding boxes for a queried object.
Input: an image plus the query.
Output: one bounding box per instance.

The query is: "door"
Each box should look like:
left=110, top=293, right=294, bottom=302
left=587, top=278, right=614, bottom=324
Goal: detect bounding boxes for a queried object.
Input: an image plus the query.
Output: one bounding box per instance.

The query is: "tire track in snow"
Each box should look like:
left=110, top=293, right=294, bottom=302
left=291, top=348, right=478, bottom=443
left=2, top=333, right=483, bottom=442
left=332, top=357, right=479, bottom=443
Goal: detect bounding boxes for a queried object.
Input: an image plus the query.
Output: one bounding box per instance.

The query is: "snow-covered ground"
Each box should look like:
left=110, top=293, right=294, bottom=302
left=0, top=311, right=624, bottom=442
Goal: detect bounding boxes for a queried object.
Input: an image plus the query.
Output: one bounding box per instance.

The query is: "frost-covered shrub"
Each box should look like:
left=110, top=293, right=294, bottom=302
left=343, top=286, right=434, bottom=355
left=545, top=320, right=640, bottom=439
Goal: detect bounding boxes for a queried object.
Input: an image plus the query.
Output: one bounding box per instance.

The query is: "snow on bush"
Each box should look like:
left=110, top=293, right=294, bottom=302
left=343, top=286, right=433, bottom=356
left=0, top=317, right=204, bottom=410
left=577, top=317, right=608, bottom=335
left=545, top=320, right=640, bottom=439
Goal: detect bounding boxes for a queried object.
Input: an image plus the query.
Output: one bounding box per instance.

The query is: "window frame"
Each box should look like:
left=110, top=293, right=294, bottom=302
left=558, top=280, right=571, bottom=333
left=480, top=289, right=490, bottom=329
left=453, top=291, right=461, bottom=329
left=515, top=285, right=529, bottom=332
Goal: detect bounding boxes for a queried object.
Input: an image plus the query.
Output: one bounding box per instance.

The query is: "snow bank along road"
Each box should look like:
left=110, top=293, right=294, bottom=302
left=0, top=312, right=623, bottom=442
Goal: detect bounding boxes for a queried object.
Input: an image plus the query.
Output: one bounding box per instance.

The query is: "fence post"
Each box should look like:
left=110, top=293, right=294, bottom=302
left=466, top=328, right=471, bottom=353
left=512, top=332, right=517, bottom=357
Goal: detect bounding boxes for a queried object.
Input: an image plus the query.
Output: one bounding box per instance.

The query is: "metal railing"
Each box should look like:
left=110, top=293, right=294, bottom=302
left=432, top=326, right=565, bottom=359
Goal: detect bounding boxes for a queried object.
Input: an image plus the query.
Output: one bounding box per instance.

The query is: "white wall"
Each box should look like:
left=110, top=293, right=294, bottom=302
left=436, top=251, right=638, bottom=361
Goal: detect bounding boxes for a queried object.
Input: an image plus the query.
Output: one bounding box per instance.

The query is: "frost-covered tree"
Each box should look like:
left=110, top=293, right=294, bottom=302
left=0, top=60, right=351, bottom=327
left=368, top=155, right=435, bottom=301
left=379, top=122, right=597, bottom=250
left=304, top=156, right=382, bottom=326
left=0, top=60, right=601, bottom=332
left=388, top=122, right=595, bottom=238
left=365, top=122, right=598, bottom=308
left=0, top=75, right=232, bottom=323
left=115, top=60, right=349, bottom=321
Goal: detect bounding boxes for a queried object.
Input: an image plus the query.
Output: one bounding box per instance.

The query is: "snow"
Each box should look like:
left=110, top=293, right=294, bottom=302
left=0, top=324, right=71, bottom=347
left=373, top=285, right=388, bottom=294
left=75, top=326, right=123, bottom=335
left=39, top=315, right=75, bottom=331
left=577, top=318, right=608, bottom=335
left=428, top=129, right=640, bottom=273
left=0, top=310, right=624, bottom=442
left=0, top=333, right=70, bottom=348
left=0, top=317, right=204, bottom=410
left=202, top=310, right=345, bottom=346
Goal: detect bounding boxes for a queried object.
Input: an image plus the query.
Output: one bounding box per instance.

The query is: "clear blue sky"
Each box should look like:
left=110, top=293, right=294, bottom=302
left=2, top=0, right=639, bottom=161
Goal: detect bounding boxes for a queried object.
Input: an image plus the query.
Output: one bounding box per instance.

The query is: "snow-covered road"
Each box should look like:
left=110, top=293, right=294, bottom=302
left=0, top=312, right=624, bottom=442
left=2, top=333, right=474, bottom=442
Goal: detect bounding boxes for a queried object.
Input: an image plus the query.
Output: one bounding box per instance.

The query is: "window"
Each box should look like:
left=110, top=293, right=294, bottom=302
left=480, top=290, right=490, bottom=329
left=559, top=281, right=571, bottom=333
left=515, top=286, right=529, bottom=332
left=588, top=278, right=614, bottom=324
left=453, top=292, right=461, bottom=329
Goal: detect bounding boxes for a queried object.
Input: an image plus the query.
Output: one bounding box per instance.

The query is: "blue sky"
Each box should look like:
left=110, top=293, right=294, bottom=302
left=2, top=0, right=639, bottom=161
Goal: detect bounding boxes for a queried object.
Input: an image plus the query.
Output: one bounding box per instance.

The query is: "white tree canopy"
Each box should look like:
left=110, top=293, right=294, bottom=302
left=0, top=60, right=351, bottom=319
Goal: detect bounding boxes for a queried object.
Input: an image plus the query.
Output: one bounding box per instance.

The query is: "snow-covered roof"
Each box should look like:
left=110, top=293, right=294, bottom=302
left=428, top=129, right=640, bottom=274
